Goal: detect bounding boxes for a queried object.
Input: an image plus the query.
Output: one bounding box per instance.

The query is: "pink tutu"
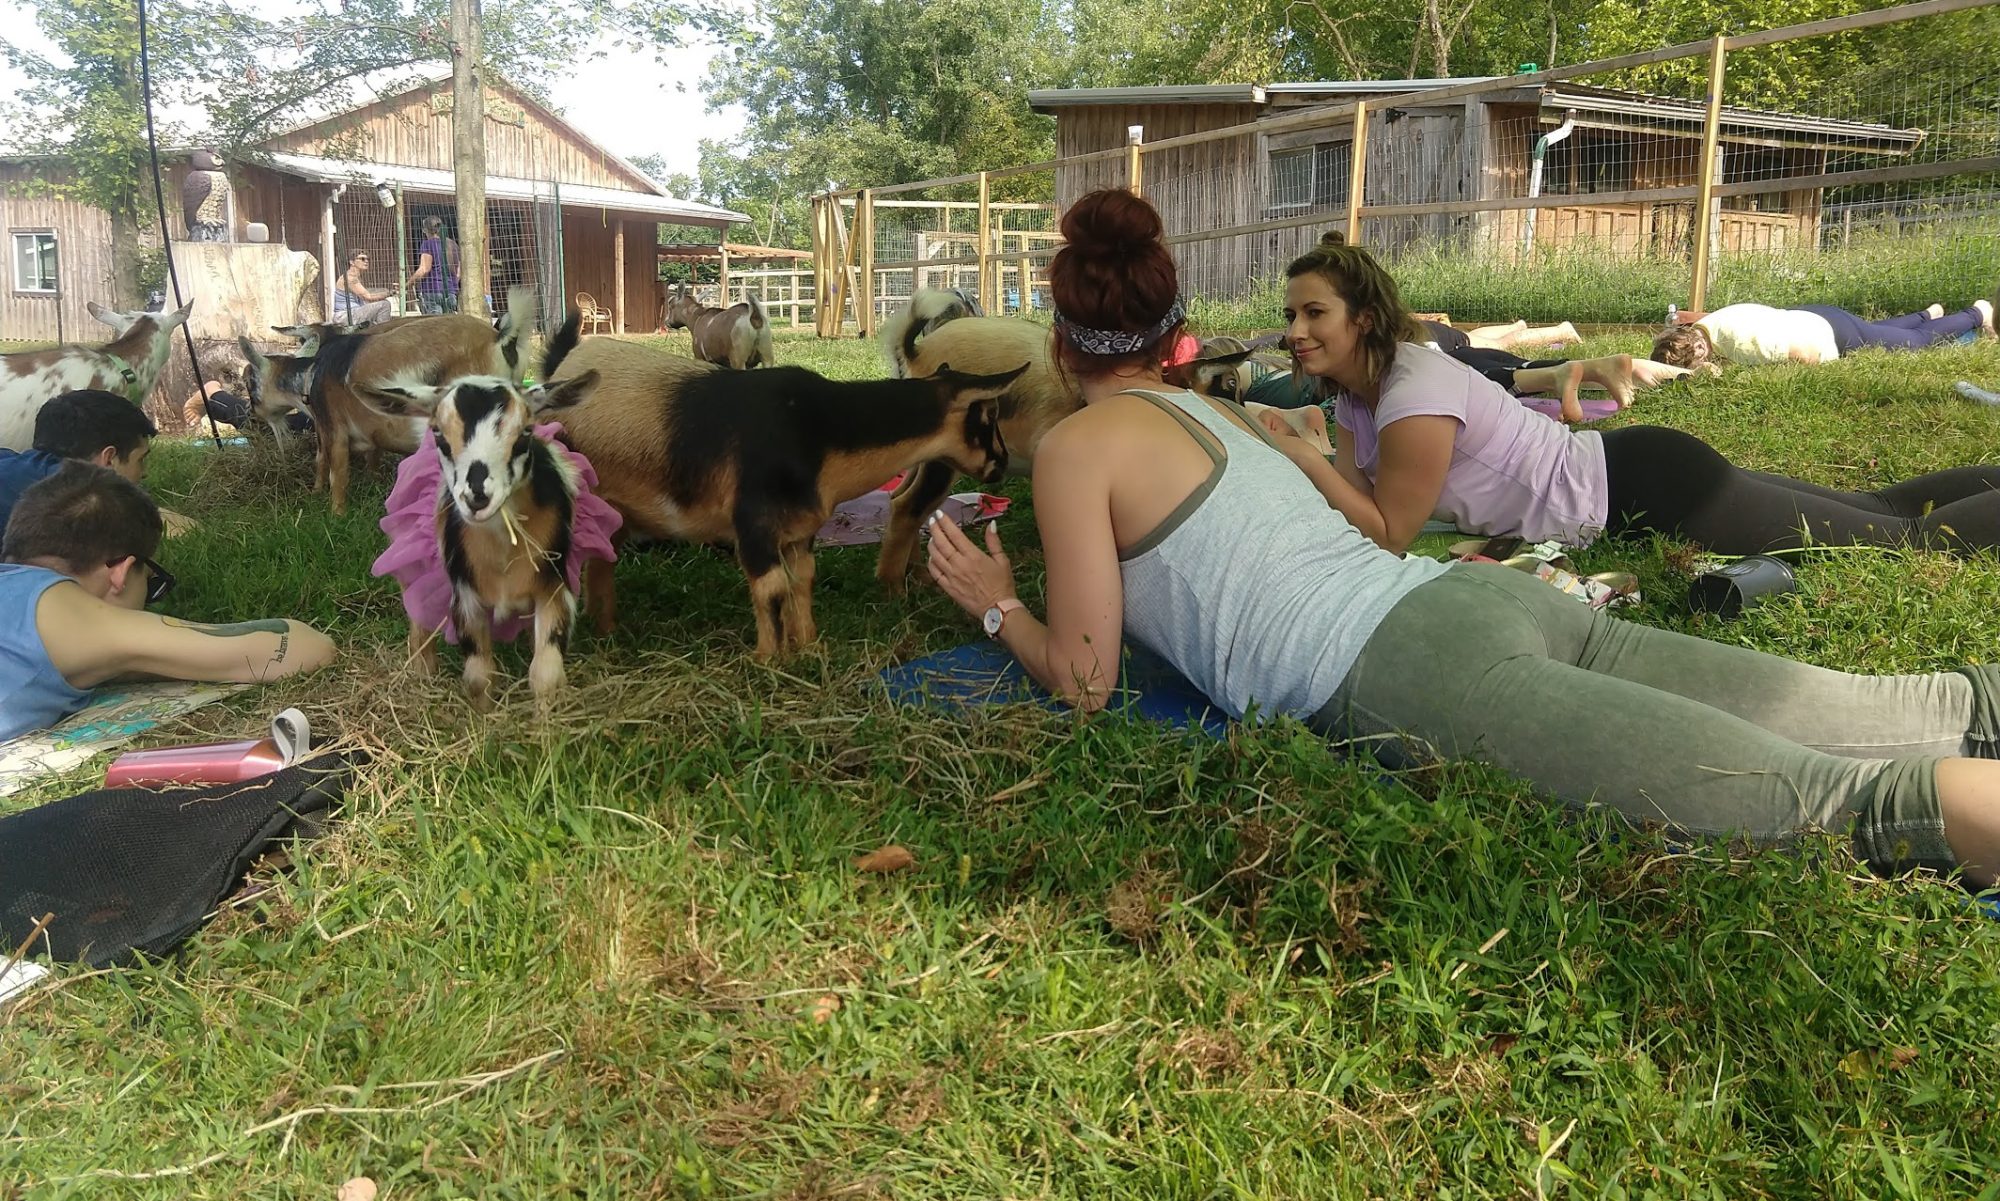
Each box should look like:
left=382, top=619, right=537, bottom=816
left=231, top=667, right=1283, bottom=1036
left=371, top=422, right=623, bottom=645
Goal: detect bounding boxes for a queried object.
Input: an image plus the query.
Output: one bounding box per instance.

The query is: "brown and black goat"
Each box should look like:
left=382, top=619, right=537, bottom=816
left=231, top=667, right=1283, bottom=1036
left=541, top=316, right=1021, bottom=658
left=363, top=368, right=602, bottom=709
left=240, top=297, right=533, bottom=514
left=664, top=288, right=775, bottom=369
left=875, top=288, right=1079, bottom=593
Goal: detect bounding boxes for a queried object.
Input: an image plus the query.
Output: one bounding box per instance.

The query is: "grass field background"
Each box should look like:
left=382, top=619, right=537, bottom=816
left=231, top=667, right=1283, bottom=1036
left=6, top=327, right=2000, bottom=1198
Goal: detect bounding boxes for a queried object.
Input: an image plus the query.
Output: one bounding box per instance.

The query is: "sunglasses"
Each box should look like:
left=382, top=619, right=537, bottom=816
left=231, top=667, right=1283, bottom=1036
left=138, top=556, right=176, bottom=606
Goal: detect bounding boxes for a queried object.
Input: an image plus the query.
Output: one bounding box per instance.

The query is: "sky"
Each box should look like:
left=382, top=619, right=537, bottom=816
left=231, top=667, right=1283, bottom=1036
left=0, top=0, right=747, bottom=183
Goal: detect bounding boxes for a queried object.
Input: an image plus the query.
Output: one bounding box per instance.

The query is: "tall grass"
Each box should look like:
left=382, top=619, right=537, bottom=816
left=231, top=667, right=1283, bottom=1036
left=1187, top=220, right=2000, bottom=329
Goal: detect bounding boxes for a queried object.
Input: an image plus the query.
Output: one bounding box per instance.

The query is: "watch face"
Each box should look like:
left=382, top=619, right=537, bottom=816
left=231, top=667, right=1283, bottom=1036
left=983, top=606, right=1003, bottom=635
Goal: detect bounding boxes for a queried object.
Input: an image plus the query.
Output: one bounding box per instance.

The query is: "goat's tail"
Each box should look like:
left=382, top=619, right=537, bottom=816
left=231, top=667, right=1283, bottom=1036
left=495, top=285, right=539, bottom=382
left=880, top=287, right=979, bottom=378
left=747, top=295, right=775, bottom=367
left=542, top=309, right=583, bottom=381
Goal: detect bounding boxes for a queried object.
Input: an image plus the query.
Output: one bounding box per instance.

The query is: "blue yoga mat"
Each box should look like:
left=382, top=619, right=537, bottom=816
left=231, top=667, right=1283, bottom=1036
left=879, top=640, right=1230, bottom=738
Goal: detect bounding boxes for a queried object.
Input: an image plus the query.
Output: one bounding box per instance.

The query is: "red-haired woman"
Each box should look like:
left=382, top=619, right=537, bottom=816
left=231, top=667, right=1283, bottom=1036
left=923, top=187, right=2000, bottom=889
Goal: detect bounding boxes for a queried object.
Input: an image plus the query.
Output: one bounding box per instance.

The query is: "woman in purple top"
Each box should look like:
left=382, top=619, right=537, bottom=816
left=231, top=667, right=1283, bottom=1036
left=1284, top=231, right=2000, bottom=557
left=408, top=216, right=460, bottom=315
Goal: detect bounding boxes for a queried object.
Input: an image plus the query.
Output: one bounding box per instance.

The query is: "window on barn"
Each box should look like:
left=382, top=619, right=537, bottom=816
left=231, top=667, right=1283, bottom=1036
left=1538, top=135, right=1636, bottom=196
left=12, top=231, right=57, bottom=293
left=1267, top=144, right=1351, bottom=213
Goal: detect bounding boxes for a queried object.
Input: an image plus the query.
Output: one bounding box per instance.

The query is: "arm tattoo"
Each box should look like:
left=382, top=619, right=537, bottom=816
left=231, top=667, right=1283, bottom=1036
left=272, top=631, right=289, bottom=665
left=161, top=617, right=292, bottom=636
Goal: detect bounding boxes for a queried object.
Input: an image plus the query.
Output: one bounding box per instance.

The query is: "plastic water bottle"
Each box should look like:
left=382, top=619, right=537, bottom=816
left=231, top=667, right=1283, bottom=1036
left=1666, top=303, right=1679, bottom=325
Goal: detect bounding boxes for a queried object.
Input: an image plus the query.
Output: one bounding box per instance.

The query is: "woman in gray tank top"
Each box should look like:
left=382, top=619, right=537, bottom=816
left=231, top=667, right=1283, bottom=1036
left=923, top=188, right=2000, bottom=888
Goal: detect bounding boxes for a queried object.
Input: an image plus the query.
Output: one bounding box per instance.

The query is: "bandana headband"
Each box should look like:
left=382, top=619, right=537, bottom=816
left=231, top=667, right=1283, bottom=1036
left=1053, top=298, right=1186, bottom=356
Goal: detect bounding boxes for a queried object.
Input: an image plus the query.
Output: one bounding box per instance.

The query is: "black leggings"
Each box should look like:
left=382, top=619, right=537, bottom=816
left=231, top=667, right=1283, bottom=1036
left=1601, top=425, right=2000, bottom=554
left=1452, top=347, right=1564, bottom=394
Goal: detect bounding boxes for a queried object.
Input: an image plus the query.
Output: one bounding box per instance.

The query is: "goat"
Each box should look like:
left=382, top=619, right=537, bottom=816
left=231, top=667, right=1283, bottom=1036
left=875, top=288, right=1078, bottom=593
left=239, top=296, right=533, bottom=514
left=0, top=299, right=194, bottom=449
left=541, top=315, right=1022, bottom=658
left=664, top=288, right=775, bottom=369
left=364, top=367, right=608, bottom=709
left=1165, top=335, right=1333, bottom=454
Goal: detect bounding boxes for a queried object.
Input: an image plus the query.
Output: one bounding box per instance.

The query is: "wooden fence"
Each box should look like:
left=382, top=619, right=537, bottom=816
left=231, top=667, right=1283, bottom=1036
left=809, top=0, right=2000, bottom=336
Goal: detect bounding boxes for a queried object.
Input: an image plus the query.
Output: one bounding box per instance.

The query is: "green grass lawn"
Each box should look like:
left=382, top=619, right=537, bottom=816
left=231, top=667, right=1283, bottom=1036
left=8, top=328, right=2000, bottom=1198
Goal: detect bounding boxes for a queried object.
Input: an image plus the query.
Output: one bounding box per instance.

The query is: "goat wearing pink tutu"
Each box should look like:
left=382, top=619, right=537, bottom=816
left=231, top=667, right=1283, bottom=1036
left=368, top=367, right=620, bottom=710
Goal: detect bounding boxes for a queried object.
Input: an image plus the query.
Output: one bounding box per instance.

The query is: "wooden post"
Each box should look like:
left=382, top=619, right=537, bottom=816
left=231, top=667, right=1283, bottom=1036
left=1127, top=126, right=1144, bottom=197
left=1346, top=101, right=1370, bottom=245
left=449, top=0, right=489, bottom=317
left=990, top=211, right=1006, bottom=315
left=320, top=188, right=337, bottom=318
left=1017, top=248, right=1031, bottom=315
left=976, top=172, right=991, bottom=315
left=833, top=197, right=861, bottom=334
left=1689, top=35, right=1727, bottom=312
left=718, top=245, right=730, bottom=306
left=858, top=188, right=876, bottom=338
left=394, top=185, right=409, bottom=315
left=612, top=219, right=626, bottom=334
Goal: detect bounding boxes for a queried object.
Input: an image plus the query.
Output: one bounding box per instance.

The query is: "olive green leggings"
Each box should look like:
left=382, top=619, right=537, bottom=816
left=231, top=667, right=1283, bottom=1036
left=1315, top=564, right=2000, bottom=873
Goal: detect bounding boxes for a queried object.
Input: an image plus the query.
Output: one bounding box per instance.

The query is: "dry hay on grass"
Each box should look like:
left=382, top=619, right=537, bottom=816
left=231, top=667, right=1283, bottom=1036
left=179, top=430, right=319, bottom=507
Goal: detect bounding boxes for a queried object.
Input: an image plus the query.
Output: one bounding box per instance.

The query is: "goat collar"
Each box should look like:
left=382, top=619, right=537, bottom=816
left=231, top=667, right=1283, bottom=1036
left=1052, top=298, right=1185, bottom=357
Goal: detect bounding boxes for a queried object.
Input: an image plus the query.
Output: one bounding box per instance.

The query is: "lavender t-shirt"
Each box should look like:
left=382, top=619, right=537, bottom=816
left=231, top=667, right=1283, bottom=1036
left=1335, top=343, right=1610, bottom=546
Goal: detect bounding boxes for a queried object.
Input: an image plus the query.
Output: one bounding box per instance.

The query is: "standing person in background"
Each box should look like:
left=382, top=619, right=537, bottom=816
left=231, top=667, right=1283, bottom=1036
left=408, top=216, right=461, bottom=315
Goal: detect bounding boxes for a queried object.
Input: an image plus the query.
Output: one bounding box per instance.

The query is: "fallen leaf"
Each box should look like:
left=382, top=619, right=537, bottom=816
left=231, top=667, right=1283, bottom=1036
left=337, top=1178, right=378, bottom=1201
left=854, top=845, right=915, bottom=874
left=1838, top=1049, right=1874, bottom=1080
left=1488, top=1033, right=1520, bottom=1057
left=1886, top=1046, right=1920, bottom=1072
left=810, top=994, right=842, bottom=1024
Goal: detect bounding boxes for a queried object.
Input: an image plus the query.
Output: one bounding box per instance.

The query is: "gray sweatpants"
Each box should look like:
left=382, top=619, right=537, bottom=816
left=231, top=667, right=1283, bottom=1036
left=1315, top=564, right=2000, bottom=873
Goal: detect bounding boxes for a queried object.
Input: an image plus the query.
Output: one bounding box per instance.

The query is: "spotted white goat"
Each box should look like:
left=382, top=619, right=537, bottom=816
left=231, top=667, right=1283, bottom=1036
left=368, top=368, right=604, bottom=710
left=0, top=300, right=193, bottom=449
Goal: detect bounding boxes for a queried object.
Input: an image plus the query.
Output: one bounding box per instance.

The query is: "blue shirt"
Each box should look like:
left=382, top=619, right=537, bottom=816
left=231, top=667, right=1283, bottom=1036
left=0, top=563, right=92, bottom=741
left=0, top=449, right=62, bottom=540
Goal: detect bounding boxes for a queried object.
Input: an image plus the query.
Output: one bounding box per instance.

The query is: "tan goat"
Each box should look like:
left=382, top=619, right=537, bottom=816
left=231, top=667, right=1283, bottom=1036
left=240, top=299, right=532, bottom=514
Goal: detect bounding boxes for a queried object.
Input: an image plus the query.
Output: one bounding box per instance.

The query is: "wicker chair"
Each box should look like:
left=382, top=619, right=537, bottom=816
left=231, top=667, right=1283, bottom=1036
left=576, top=291, right=613, bottom=335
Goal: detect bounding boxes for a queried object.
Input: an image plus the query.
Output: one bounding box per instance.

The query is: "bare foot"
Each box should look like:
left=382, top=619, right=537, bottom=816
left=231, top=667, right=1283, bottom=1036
left=1576, top=353, right=1638, bottom=409
left=1976, top=298, right=1995, bottom=338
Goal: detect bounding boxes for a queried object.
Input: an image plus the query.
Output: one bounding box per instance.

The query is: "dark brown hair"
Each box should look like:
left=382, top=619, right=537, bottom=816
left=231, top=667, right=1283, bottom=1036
left=1045, top=189, right=1183, bottom=377
left=2, top=461, right=162, bottom=573
left=1651, top=324, right=1714, bottom=369
left=1283, top=231, right=1426, bottom=392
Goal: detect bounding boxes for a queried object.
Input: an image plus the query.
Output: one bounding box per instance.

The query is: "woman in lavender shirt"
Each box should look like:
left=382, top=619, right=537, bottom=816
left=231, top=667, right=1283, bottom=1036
left=1282, top=232, right=2000, bottom=558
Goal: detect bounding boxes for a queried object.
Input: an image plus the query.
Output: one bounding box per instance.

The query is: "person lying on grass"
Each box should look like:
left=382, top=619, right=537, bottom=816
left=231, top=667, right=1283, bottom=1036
left=924, top=186, right=2000, bottom=890
left=0, top=462, right=336, bottom=741
left=1654, top=297, right=1994, bottom=369
left=1274, top=231, right=2000, bottom=558
left=0, top=389, right=198, bottom=536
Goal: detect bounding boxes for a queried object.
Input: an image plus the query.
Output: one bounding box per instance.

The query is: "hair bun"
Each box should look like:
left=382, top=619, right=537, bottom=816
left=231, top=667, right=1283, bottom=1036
left=1060, top=189, right=1165, bottom=258
left=1317, top=229, right=1347, bottom=250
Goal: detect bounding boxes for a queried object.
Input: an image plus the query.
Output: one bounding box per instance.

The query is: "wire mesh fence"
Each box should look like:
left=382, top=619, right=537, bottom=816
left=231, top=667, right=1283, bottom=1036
left=817, top=0, right=2000, bottom=331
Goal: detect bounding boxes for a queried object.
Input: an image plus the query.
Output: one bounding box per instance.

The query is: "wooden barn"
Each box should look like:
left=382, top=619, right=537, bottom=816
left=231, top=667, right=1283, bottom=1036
left=1028, top=79, right=1924, bottom=296
left=1, top=73, right=745, bottom=343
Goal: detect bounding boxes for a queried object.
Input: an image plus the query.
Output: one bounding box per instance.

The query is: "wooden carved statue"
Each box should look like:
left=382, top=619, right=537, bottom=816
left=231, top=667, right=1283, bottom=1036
left=181, top=150, right=232, bottom=242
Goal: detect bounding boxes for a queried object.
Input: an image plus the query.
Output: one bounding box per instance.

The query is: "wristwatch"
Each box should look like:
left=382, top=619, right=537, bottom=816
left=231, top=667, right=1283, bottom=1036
left=982, top=598, right=1024, bottom=637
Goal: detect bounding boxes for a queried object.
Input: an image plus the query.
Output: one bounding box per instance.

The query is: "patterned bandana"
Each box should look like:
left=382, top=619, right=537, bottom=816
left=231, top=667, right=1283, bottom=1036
left=1053, top=298, right=1186, bottom=356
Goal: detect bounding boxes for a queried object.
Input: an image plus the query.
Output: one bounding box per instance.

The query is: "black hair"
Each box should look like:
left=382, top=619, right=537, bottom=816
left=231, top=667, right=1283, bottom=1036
left=2, top=461, right=164, bottom=572
left=32, top=389, right=157, bottom=461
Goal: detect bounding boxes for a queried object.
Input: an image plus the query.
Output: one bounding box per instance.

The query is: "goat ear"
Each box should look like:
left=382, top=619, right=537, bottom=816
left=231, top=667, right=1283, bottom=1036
left=931, top=361, right=1030, bottom=393
left=531, top=369, right=598, bottom=413
left=361, top=383, right=446, bottom=418
left=87, top=301, right=113, bottom=326
left=1203, top=349, right=1254, bottom=367
left=165, top=298, right=195, bottom=326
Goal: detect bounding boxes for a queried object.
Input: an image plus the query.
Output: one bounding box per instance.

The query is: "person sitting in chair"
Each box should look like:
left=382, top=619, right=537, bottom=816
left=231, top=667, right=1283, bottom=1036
left=0, top=463, right=336, bottom=740
left=332, top=249, right=394, bottom=325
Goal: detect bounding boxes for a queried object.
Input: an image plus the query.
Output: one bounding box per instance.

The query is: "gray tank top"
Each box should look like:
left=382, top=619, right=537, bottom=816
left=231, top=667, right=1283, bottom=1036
left=1118, top=389, right=1448, bottom=721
